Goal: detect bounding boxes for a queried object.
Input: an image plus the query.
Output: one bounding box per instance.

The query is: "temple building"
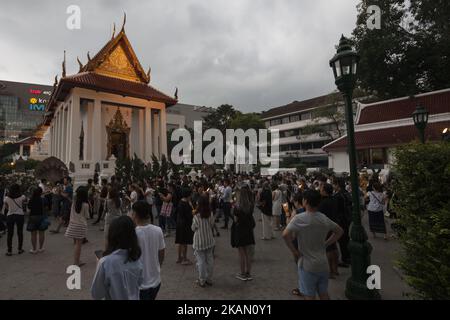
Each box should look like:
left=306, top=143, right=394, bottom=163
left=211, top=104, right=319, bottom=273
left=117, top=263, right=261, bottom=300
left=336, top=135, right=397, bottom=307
left=33, top=20, right=178, bottom=184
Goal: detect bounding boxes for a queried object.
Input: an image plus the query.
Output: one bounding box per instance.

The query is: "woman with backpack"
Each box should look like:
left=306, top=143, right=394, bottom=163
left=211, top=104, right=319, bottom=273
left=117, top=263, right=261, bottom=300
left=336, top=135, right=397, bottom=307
left=27, top=187, right=50, bottom=254
left=3, top=184, right=27, bottom=256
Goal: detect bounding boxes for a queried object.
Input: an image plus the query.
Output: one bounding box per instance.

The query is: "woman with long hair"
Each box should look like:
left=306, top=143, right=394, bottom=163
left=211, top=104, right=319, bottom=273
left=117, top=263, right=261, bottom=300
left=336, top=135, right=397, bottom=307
left=192, top=194, right=215, bottom=287
left=103, top=187, right=123, bottom=249
left=27, top=187, right=49, bottom=254
left=91, top=216, right=143, bottom=300
left=3, top=184, right=27, bottom=256
left=232, top=185, right=256, bottom=281
left=175, top=187, right=194, bottom=265
left=65, top=187, right=90, bottom=267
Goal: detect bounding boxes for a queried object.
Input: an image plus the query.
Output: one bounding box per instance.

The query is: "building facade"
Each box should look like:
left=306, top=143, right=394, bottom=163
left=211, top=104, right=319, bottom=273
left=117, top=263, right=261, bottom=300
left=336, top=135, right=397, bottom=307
left=33, top=24, right=178, bottom=184
left=323, top=89, right=450, bottom=173
left=0, top=81, right=53, bottom=144
left=261, top=93, right=349, bottom=168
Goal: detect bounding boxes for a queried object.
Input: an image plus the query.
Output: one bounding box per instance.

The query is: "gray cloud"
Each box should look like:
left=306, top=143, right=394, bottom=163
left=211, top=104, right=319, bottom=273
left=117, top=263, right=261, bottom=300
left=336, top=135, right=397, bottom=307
left=0, top=0, right=359, bottom=112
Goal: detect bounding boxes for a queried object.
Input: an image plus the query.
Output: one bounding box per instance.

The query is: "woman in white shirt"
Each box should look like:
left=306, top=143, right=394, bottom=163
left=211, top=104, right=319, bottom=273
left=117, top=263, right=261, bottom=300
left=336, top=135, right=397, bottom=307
left=3, top=184, right=27, bottom=256
left=365, top=182, right=388, bottom=240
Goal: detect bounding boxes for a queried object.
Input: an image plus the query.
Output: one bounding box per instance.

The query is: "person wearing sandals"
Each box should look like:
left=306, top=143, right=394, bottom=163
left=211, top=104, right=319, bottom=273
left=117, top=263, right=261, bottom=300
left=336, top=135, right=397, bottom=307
left=192, top=194, right=215, bottom=287
left=27, top=187, right=50, bottom=254
left=232, top=185, right=256, bottom=281
left=65, top=187, right=89, bottom=267
left=3, top=184, right=27, bottom=256
left=175, top=187, right=194, bottom=265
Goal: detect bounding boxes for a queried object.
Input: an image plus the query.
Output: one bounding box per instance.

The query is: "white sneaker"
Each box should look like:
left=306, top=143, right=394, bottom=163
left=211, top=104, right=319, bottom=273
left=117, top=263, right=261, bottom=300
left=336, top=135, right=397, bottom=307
left=29, top=249, right=37, bottom=254
left=38, top=248, right=45, bottom=253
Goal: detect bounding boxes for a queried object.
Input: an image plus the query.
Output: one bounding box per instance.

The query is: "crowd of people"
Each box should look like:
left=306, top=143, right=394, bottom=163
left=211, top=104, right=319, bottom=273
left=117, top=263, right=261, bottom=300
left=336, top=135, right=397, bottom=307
left=0, top=169, right=397, bottom=300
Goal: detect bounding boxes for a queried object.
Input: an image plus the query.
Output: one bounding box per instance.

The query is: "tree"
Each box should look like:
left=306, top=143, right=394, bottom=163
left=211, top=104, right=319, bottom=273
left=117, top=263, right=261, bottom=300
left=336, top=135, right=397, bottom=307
left=353, top=0, right=450, bottom=99
left=301, top=94, right=346, bottom=141
left=203, top=104, right=240, bottom=133
left=393, top=142, right=450, bottom=299
left=229, top=113, right=265, bottom=131
left=151, top=154, right=160, bottom=177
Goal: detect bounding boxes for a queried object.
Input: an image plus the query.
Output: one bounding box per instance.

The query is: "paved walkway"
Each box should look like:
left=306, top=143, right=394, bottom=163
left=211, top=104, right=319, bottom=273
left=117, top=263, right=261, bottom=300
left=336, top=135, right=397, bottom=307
left=0, top=208, right=411, bottom=300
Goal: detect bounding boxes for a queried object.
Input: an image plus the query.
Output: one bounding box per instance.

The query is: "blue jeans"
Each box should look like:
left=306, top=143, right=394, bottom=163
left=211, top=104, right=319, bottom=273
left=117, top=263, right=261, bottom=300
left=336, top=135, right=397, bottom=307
left=139, top=283, right=161, bottom=300
left=298, top=267, right=329, bottom=298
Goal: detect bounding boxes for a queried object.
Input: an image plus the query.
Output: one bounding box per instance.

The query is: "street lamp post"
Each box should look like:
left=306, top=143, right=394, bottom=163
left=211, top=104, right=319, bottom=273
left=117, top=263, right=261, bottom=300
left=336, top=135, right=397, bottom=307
left=329, top=35, right=380, bottom=300
left=412, top=105, right=429, bottom=144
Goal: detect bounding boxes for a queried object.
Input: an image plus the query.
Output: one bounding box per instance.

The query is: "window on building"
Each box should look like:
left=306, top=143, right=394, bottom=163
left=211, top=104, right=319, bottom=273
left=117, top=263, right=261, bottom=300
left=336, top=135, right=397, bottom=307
left=371, top=148, right=387, bottom=165
left=282, top=117, right=290, bottom=124
left=265, top=121, right=271, bottom=128
left=280, top=129, right=300, bottom=138
left=357, top=150, right=370, bottom=167
left=271, top=119, right=282, bottom=126
left=290, top=115, right=300, bottom=122
left=280, top=145, right=291, bottom=152
left=301, top=112, right=312, bottom=121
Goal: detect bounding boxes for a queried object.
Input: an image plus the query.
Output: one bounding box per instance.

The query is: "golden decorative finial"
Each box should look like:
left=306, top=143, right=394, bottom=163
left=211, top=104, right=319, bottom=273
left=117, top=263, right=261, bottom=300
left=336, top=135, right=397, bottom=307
left=112, top=22, right=116, bottom=39
left=121, top=12, right=127, bottom=32
left=77, top=56, right=83, bottom=72
left=174, top=87, right=179, bottom=100
left=62, top=50, right=66, bottom=78
left=87, top=51, right=91, bottom=61
left=53, top=75, right=58, bottom=87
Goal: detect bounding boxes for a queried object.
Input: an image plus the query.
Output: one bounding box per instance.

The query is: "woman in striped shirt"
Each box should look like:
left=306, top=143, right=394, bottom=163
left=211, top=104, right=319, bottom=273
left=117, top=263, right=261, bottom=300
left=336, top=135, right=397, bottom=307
left=191, top=194, right=215, bottom=287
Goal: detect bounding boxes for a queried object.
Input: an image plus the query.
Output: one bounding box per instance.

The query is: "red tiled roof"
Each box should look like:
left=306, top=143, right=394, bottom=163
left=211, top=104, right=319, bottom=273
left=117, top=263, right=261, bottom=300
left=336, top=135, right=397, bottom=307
left=50, top=72, right=176, bottom=107
left=358, top=89, right=450, bottom=125
left=323, top=121, right=450, bottom=151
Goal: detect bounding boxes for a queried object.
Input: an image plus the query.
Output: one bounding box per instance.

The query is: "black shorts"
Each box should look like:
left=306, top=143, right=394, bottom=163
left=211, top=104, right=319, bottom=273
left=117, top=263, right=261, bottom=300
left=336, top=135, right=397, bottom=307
left=27, top=215, right=49, bottom=232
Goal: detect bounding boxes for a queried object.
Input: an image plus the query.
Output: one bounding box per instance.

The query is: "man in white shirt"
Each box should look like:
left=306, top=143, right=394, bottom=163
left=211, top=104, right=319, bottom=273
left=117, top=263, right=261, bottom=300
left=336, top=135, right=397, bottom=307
left=131, top=201, right=165, bottom=300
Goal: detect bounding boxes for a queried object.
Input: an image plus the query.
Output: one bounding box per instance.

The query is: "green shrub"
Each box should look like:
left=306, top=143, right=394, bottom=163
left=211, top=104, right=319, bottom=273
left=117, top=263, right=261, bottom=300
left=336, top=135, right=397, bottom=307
left=393, top=142, right=450, bottom=299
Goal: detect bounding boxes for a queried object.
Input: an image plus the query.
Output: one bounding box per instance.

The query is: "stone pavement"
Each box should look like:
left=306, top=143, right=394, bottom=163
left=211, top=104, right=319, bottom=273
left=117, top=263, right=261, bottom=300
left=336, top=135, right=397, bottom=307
left=0, top=208, right=411, bottom=300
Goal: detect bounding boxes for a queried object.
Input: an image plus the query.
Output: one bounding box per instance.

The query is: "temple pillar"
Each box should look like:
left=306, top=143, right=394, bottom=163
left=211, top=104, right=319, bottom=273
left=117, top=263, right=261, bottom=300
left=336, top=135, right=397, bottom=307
left=92, top=99, right=102, bottom=162
left=152, top=110, right=160, bottom=158
left=69, top=96, right=81, bottom=163
left=144, top=107, right=153, bottom=162
left=160, top=107, right=168, bottom=157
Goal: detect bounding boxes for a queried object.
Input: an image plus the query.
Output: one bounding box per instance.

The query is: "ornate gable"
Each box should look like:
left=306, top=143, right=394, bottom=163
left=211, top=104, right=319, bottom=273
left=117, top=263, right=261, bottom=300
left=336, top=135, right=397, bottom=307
left=95, top=42, right=141, bottom=82
left=80, top=30, right=150, bottom=84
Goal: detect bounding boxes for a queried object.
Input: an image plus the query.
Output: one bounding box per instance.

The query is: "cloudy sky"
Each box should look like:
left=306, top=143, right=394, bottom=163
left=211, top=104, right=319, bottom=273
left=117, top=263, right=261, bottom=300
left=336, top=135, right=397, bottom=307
left=0, top=0, right=359, bottom=112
